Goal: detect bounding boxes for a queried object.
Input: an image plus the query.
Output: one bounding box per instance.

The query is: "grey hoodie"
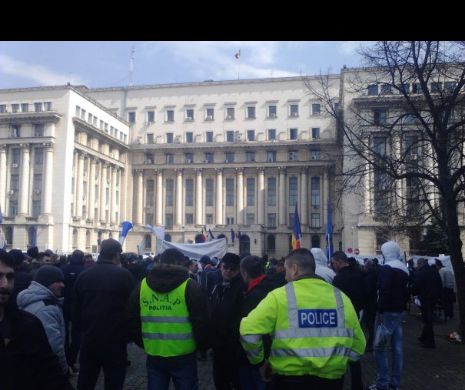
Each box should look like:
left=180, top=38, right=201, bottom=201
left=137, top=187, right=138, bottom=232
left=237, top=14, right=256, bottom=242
left=380, top=241, right=409, bottom=275
left=17, top=281, right=67, bottom=374
left=311, top=248, right=336, bottom=283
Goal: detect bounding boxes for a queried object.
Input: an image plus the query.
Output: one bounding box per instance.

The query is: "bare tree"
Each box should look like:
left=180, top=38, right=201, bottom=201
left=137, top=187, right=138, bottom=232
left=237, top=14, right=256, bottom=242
left=307, top=41, right=465, bottom=341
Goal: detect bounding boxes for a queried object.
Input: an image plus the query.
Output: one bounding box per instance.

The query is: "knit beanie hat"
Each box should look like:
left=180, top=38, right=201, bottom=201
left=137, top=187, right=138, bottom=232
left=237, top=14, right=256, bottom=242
left=221, top=253, right=241, bottom=269
left=35, top=265, right=64, bottom=288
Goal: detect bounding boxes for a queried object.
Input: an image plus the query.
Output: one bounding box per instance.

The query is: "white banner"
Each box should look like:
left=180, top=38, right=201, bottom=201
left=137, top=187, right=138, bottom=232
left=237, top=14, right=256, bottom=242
left=160, top=238, right=227, bottom=260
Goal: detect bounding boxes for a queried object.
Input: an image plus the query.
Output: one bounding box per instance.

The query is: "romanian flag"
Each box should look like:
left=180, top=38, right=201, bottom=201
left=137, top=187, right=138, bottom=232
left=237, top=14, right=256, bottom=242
left=291, top=203, right=302, bottom=250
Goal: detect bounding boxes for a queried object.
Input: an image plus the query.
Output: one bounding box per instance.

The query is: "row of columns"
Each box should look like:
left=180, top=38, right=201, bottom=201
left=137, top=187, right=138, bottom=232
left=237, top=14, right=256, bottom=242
left=135, top=167, right=328, bottom=228
left=0, top=143, right=54, bottom=217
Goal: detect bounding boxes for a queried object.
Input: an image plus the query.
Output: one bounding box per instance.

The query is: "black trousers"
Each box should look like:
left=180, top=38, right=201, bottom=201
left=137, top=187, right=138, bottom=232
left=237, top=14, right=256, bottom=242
left=77, top=343, right=127, bottom=390
left=419, top=300, right=435, bottom=346
left=349, top=360, right=363, bottom=390
left=442, top=288, right=455, bottom=319
left=212, top=348, right=241, bottom=390
left=64, top=318, right=81, bottom=366
left=273, top=374, right=344, bottom=390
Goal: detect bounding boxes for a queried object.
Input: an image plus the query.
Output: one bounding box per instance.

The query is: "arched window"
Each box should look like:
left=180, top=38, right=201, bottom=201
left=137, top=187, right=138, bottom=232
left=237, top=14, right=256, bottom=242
left=312, top=235, right=320, bottom=248
left=164, top=233, right=172, bottom=242
left=239, top=234, right=250, bottom=257
left=267, top=235, right=276, bottom=252
left=144, top=234, right=152, bottom=250
left=72, top=229, right=78, bottom=249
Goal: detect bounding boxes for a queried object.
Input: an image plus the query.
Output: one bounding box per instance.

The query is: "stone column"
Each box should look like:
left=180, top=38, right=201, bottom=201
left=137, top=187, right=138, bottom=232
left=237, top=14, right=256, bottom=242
left=364, top=162, right=371, bottom=214
left=236, top=168, right=244, bottom=225
left=88, top=158, right=97, bottom=220
left=19, top=144, right=30, bottom=215
left=42, top=144, right=54, bottom=215
left=196, top=169, right=203, bottom=225
left=300, top=168, right=308, bottom=225
left=155, top=170, right=163, bottom=225
left=110, top=166, right=117, bottom=224
left=0, top=146, right=7, bottom=212
left=257, top=168, right=265, bottom=225
left=215, top=168, right=223, bottom=225
left=76, top=153, right=85, bottom=218
left=175, top=169, right=183, bottom=226
left=323, top=169, right=329, bottom=226
left=279, top=167, right=286, bottom=225
left=136, top=170, right=144, bottom=225
left=99, top=162, right=107, bottom=222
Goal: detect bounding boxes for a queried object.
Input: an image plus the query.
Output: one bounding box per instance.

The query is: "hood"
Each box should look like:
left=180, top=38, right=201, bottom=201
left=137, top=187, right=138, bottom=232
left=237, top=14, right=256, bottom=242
left=315, top=264, right=336, bottom=283
left=384, top=259, right=409, bottom=275
left=16, top=281, right=58, bottom=308
left=381, top=241, right=402, bottom=262
left=146, top=263, right=189, bottom=293
left=311, top=248, right=328, bottom=266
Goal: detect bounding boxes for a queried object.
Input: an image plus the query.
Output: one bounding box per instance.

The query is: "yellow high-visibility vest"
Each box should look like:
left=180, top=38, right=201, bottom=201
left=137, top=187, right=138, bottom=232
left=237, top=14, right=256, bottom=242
left=240, top=277, right=366, bottom=379
left=140, top=278, right=196, bottom=357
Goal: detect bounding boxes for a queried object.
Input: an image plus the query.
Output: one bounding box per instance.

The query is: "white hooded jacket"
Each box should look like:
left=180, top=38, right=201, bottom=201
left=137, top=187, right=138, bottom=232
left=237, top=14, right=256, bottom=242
left=311, top=248, right=336, bottom=283
left=380, top=241, right=409, bottom=275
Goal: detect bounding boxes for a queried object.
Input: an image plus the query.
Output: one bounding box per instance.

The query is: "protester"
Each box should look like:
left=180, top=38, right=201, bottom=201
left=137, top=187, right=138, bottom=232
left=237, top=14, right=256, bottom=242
left=188, top=259, right=200, bottom=283
left=0, top=249, right=74, bottom=390
left=8, top=249, right=32, bottom=306
left=311, top=247, right=336, bottom=283
left=362, top=258, right=380, bottom=352
left=435, top=259, right=456, bottom=320
left=368, top=241, right=409, bottom=390
left=240, top=248, right=366, bottom=390
left=127, top=248, right=209, bottom=390
left=17, top=265, right=68, bottom=374
left=73, top=238, right=135, bottom=390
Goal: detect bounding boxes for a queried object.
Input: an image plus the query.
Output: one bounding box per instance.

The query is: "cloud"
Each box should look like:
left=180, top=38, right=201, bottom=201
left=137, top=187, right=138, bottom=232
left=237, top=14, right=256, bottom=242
left=339, top=41, right=361, bottom=56
left=142, top=41, right=299, bottom=81
left=0, top=54, right=85, bottom=86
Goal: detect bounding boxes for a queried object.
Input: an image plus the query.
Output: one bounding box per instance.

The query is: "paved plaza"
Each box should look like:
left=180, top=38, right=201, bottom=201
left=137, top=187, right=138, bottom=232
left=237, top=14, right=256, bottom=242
left=70, top=304, right=465, bottom=390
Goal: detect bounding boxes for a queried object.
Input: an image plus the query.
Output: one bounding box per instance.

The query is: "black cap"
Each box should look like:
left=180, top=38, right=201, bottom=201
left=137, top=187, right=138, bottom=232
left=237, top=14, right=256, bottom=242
left=35, top=265, right=64, bottom=288
left=221, top=253, right=241, bottom=269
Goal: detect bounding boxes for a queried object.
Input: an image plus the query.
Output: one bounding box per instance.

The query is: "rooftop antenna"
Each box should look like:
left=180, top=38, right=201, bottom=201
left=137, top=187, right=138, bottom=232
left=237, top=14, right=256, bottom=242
left=129, top=46, right=135, bottom=87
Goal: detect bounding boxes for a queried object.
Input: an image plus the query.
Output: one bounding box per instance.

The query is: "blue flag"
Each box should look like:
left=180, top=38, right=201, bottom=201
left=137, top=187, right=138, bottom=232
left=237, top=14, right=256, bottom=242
left=208, top=228, right=215, bottom=240
left=326, top=202, right=333, bottom=263
left=119, top=221, right=133, bottom=244
left=230, top=228, right=235, bottom=243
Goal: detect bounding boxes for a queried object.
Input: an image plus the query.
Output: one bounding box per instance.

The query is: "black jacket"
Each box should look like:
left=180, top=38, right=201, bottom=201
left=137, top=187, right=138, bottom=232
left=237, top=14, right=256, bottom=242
left=0, top=306, right=73, bottom=390
left=413, top=265, right=442, bottom=303
left=61, top=261, right=85, bottom=322
left=209, top=273, right=245, bottom=351
left=127, top=263, right=210, bottom=352
left=73, top=260, right=135, bottom=350
left=363, top=265, right=380, bottom=313
left=333, top=265, right=366, bottom=314
left=377, top=263, right=409, bottom=313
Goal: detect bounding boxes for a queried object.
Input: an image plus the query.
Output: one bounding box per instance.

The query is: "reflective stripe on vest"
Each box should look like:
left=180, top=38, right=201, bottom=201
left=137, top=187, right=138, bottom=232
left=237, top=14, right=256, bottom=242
left=140, top=278, right=196, bottom=357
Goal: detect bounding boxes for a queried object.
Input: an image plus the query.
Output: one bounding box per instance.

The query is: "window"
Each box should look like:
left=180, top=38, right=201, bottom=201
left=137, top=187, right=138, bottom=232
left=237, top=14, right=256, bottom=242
left=380, top=84, right=392, bottom=95
left=268, top=105, right=277, bottom=118
left=312, top=103, right=321, bottom=116
left=185, top=179, right=194, bottom=206
left=312, top=127, right=320, bottom=139
left=88, top=113, right=92, bottom=123
left=374, top=109, right=387, bottom=125
left=206, top=108, right=214, bottom=120
left=12, top=149, right=21, bottom=165
left=226, top=178, right=234, bottom=206
left=267, top=177, right=276, bottom=206
left=225, top=152, right=235, bottom=163
left=147, top=134, right=154, bottom=144
left=34, top=102, right=43, bottom=112
left=147, top=111, right=155, bottom=123
left=21, top=103, right=29, bottom=112
left=166, top=133, right=174, bottom=143
left=165, top=153, right=174, bottom=164
left=226, top=107, right=235, bottom=120
left=289, top=104, right=299, bottom=117
left=186, top=108, right=194, bottom=121
left=34, top=148, right=44, bottom=164
left=267, top=151, right=276, bottom=162
left=399, top=83, right=410, bottom=94
left=268, top=129, right=276, bottom=140
left=226, top=217, right=235, bottom=225
left=185, top=153, right=194, bottom=163
left=311, top=213, right=321, bottom=228
left=146, top=213, right=154, bottom=226
left=246, top=151, right=255, bottom=162
left=186, top=132, right=194, bottom=143
left=11, top=125, right=20, bottom=137
left=33, top=174, right=42, bottom=192
left=247, top=106, right=256, bottom=119
left=311, top=177, right=320, bottom=207
left=80, top=109, right=86, bottom=120
left=289, top=177, right=298, bottom=206
left=288, top=150, right=298, bottom=161
left=367, top=84, right=378, bottom=96
left=412, top=83, right=423, bottom=94
left=165, top=214, right=173, bottom=228
left=166, top=109, right=174, bottom=122
left=267, top=235, right=276, bottom=251
left=206, top=214, right=213, bottom=224
left=226, top=131, right=235, bottom=142
left=9, top=200, right=18, bottom=217
left=247, top=178, right=255, bottom=206
left=312, top=235, right=321, bottom=248
left=12, top=104, right=19, bottom=113
left=145, top=153, right=154, bottom=164
left=44, top=102, right=52, bottom=111
left=166, top=179, right=174, bottom=206
left=206, top=131, right=214, bottom=143
left=267, top=214, right=277, bottom=228
left=430, top=82, right=442, bottom=93
left=10, top=174, right=19, bottom=191
left=146, top=180, right=154, bottom=206
left=289, top=128, right=298, bottom=140
left=34, top=124, right=44, bottom=137
left=0, top=105, right=6, bottom=113
left=205, top=152, right=214, bottom=163
left=246, top=213, right=255, bottom=225
left=405, top=135, right=419, bottom=156
left=444, top=81, right=456, bottom=92
left=310, top=149, right=320, bottom=160
left=373, top=136, right=387, bottom=156
left=32, top=201, right=41, bottom=217
left=206, top=179, right=214, bottom=206
left=247, top=130, right=255, bottom=141
left=185, top=213, right=194, bottom=225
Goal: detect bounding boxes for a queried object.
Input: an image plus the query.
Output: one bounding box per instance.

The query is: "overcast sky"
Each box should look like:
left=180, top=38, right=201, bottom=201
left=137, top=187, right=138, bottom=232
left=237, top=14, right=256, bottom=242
left=0, top=41, right=366, bottom=89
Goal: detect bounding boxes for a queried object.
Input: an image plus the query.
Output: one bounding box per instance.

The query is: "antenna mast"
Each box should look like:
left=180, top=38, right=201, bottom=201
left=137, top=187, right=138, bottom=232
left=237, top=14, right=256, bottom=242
left=129, top=46, right=135, bottom=87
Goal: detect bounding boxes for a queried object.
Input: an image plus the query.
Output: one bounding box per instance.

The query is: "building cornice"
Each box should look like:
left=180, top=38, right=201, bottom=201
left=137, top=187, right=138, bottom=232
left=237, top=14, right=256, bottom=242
left=0, top=111, right=62, bottom=124
left=73, top=117, right=129, bottom=151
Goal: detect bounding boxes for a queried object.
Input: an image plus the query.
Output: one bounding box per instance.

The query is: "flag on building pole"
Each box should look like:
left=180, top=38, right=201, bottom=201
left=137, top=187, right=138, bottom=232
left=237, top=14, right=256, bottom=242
left=208, top=229, right=215, bottom=240
left=291, top=203, right=302, bottom=250
left=326, top=202, right=334, bottom=263
left=119, top=221, right=133, bottom=245
left=234, top=50, right=241, bottom=59
left=230, top=228, right=235, bottom=243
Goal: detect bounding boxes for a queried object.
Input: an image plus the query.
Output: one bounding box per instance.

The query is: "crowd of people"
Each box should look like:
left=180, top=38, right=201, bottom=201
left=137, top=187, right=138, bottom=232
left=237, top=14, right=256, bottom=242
left=0, top=239, right=457, bottom=390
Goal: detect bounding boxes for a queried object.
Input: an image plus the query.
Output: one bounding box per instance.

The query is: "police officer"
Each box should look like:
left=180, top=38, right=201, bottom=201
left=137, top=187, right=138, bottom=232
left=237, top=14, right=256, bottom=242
left=240, top=248, right=366, bottom=390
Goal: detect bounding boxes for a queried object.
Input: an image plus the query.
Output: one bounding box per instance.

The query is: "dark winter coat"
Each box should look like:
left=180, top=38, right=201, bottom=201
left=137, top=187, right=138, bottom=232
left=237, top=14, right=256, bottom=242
left=61, top=261, right=85, bottom=321
left=377, top=261, right=410, bottom=313
left=73, top=260, right=135, bottom=351
left=333, top=265, right=367, bottom=314
left=0, top=306, right=73, bottom=390
left=127, top=263, right=210, bottom=352
left=413, top=265, right=443, bottom=304
left=363, top=265, right=380, bottom=313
